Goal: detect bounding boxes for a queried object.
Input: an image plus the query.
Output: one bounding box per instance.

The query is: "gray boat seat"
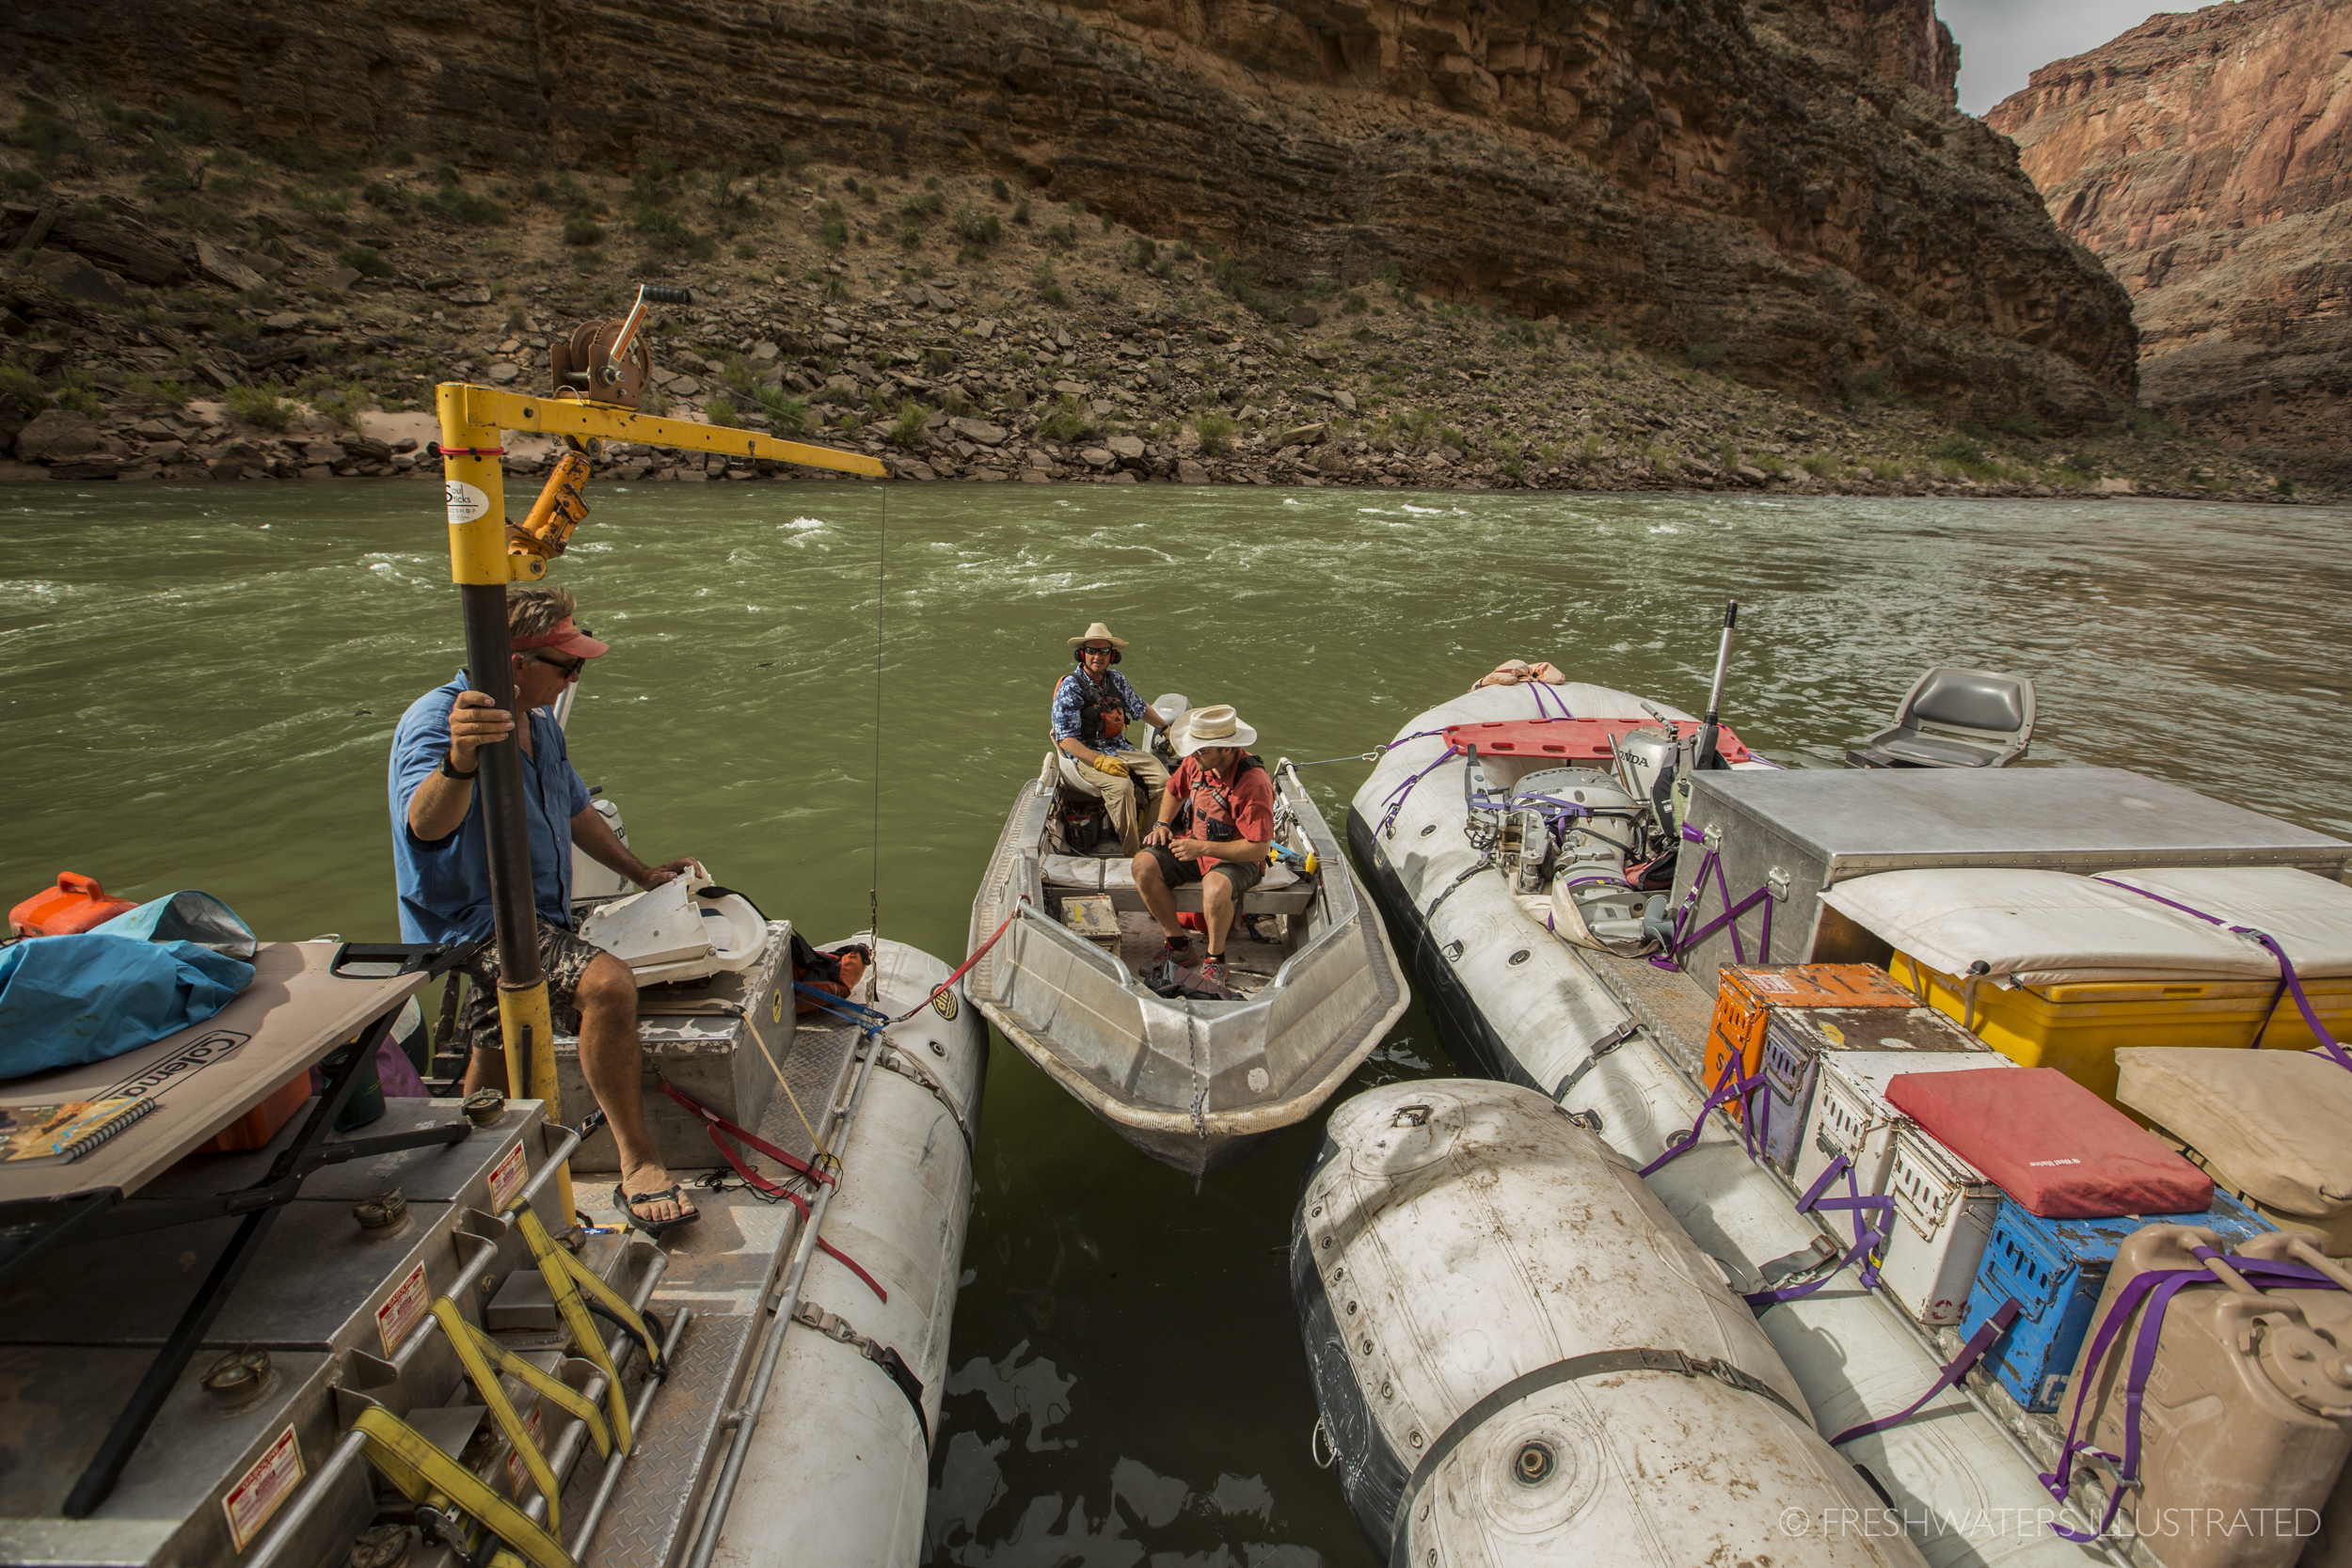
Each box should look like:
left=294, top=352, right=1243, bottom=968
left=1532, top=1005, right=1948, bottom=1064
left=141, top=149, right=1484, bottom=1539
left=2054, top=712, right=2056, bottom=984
left=1845, top=666, right=2035, bottom=769
left=1041, top=852, right=1314, bottom=916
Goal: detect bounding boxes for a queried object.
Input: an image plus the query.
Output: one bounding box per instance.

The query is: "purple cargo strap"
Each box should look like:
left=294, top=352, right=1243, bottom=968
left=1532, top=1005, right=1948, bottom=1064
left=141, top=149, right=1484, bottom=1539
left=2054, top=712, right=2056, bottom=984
left=1529, top=681, right=1575, bottom=721
left=1741, top=1151, right=1893, bottom=1307
left=1830, top=1295, right=2021, bottom=1446
left=1655, top=823, right=1775, bottom=972
left=2089, top=877, right=2351, bottom=1071
left=2041, top=1245, right=2345, bottom=1542
left=1639, top=1050, right=1759, bottom=1176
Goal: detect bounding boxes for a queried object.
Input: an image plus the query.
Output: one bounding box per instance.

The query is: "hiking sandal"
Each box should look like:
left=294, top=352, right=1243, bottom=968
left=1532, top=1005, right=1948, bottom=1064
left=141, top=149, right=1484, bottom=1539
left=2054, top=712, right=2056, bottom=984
left=613, top=1182, right=701, bottom=1235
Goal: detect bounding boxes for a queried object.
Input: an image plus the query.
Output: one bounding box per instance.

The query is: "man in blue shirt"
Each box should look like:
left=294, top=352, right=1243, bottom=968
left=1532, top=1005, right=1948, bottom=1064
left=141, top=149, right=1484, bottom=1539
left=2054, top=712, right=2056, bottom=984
left=1050, top=621, right=1173, bottom=854
left=389, top=587, right=701, bottom=1232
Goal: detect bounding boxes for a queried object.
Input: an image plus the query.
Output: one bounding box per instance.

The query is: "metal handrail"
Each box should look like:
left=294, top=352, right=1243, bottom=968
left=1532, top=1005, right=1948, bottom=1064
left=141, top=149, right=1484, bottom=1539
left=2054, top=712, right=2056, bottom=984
left=682, top=1031, right=884, bottom=1568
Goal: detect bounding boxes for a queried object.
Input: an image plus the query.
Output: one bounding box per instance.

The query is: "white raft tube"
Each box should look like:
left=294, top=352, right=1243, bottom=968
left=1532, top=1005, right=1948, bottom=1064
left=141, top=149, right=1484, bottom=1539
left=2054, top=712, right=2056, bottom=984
left=1297, top=1079, right=1928, bottom=1568
left=1344, top=681, right=2115, bottom=1568
left=705, top=939, right=986, bottom=1568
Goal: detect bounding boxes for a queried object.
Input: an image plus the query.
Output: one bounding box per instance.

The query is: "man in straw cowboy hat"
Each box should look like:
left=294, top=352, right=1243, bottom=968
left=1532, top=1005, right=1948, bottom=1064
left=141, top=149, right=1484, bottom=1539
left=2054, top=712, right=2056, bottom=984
left=1136, top=704, right=1274, bottom=994
left=1050, top=621, right=1175, bottom=854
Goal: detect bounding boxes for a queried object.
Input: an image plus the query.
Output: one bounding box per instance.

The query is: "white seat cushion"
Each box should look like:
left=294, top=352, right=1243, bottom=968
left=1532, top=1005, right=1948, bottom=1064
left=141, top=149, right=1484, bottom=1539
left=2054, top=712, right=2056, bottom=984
left=1041, top=855, right=1103, bottom=890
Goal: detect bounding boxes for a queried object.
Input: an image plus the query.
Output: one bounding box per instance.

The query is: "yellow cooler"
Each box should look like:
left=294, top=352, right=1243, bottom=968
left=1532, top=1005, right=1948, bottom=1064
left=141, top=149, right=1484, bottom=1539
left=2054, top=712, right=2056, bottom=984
left=1890, top=950, right=2352, bottom=1106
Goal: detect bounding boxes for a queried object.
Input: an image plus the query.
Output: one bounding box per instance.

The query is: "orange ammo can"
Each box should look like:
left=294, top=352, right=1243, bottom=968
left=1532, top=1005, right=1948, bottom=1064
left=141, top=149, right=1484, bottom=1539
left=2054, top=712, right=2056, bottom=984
left=1704, top=963, right=1921, bottom=1118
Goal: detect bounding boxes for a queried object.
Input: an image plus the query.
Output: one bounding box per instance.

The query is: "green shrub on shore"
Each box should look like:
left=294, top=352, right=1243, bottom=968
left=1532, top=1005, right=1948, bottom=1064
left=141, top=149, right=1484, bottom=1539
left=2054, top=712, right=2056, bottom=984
left=1037, top=394, right=1097, bottom=443
left=1195, top=412, right=1236, bottom=455
left=226, top=383, right=292, bottom=430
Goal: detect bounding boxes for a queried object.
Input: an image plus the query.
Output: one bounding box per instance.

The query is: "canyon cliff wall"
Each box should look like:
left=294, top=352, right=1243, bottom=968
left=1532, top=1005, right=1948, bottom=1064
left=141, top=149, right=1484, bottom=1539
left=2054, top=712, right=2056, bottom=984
left=1987, top=0, right=2352, bottom=478
left=6, top=0, right=2135, bottom=428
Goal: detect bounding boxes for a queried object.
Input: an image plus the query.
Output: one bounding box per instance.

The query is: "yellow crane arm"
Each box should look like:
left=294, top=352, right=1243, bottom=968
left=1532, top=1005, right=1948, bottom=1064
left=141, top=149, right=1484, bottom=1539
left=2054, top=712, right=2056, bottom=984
left=435, top=381, right=885, bottom=585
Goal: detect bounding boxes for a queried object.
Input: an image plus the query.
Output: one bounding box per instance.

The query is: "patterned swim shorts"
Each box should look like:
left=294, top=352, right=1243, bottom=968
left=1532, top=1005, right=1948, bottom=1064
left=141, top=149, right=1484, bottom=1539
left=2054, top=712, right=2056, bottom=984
left=456, top=918, right=606, bottom=1053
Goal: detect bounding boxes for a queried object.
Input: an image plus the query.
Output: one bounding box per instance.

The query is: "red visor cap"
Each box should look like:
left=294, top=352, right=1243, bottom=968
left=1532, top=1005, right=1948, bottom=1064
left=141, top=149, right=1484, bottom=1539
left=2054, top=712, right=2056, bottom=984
left=511, top=617, right=611, bottom=659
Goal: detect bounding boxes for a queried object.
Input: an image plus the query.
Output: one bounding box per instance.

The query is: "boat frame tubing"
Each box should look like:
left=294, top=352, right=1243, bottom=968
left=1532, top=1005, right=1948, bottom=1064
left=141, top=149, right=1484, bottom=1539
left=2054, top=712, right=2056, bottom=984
left=683, top=1031, right=885, bottom=1568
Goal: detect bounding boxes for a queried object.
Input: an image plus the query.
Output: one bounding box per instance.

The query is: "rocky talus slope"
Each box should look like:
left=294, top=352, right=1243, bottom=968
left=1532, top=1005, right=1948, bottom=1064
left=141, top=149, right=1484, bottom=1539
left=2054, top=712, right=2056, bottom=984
left=0, top=86, right=2291, bottom=499
left=1986, top=0, right=2352, bottom=482
left=5, top=0, right=2137, bottom=430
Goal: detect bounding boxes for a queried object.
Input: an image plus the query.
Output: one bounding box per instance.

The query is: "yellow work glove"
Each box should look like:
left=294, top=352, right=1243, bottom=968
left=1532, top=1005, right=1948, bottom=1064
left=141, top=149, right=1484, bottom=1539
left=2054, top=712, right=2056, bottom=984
left=1093, top=754, right=1129, bottom=777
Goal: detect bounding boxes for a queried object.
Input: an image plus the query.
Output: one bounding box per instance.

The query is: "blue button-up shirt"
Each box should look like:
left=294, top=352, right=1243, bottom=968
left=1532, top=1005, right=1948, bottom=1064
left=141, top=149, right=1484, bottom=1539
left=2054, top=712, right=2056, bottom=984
left=1051, top=668, right=1147, bottom=752
left=389, top=672, right=591, bottom=945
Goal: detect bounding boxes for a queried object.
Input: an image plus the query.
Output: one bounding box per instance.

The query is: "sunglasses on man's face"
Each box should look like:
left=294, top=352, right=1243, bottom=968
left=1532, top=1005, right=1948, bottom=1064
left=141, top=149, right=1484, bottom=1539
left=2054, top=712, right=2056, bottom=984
left=532, top=653, right=586, bottom=680
left=1081, top=644, right=1115, bottom=656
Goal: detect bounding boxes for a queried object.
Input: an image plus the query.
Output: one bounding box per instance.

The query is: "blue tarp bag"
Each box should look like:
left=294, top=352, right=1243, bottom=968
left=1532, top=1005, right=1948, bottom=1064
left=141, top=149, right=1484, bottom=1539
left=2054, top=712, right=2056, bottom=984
left=90, top=890, right=260, bottom=960
left=0, top=892, right=258, bottom=1079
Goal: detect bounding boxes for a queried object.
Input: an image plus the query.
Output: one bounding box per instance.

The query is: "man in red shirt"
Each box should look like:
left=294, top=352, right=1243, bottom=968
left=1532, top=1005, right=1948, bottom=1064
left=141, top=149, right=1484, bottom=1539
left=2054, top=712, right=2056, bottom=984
left=1135, top=705, right=1275, bottom=993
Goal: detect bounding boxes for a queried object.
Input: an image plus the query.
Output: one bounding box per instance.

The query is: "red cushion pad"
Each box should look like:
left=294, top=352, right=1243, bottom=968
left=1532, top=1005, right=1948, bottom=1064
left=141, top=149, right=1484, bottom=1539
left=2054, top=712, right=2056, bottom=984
left=1885, top=1067, right=2215, bottom=1219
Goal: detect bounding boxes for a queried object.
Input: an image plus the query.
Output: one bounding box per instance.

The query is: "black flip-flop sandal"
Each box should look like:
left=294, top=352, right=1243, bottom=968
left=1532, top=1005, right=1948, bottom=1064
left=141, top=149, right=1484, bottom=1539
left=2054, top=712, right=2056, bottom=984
left=613, top=1182, right=701, bottom=1235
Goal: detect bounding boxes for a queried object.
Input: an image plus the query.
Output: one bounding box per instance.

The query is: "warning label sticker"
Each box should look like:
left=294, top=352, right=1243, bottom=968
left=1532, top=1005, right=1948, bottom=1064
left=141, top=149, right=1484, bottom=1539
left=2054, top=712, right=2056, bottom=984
left=223, top=1425, right=304, bottom=1550
left=1751, top=973, right=1798, bottom=994
left=505, top=1405, right=547, bottom=1500
left=444, top=479, right=490, bottom=526
left=374, top=1260, right=429, bottom=1356
left=487, top=1143, right=528, bottom=1213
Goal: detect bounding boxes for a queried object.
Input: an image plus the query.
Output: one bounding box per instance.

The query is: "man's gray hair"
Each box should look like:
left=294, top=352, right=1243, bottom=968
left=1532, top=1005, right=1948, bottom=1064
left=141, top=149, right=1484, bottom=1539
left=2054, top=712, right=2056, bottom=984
left=507, top=586, right=577, bottom=642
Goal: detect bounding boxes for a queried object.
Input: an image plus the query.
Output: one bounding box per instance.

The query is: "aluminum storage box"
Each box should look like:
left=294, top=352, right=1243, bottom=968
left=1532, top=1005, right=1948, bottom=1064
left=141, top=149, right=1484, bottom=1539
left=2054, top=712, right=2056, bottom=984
left=1795, top=1048, right=2010, bottom=1197
left=1875, top=1124, right=2001, bottom=1325
left=0, top=1101, right=560, bottom=1566
left=1753, top=1002, right=1988, bottom=1175
left=1670, top=768, right=2352, bottom=994
left=556, top=920, right=793, bottom=1175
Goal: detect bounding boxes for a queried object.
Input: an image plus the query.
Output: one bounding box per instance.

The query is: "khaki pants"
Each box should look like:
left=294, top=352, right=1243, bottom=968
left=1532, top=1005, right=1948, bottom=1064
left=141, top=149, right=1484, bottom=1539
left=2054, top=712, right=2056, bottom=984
left=1057, top=746, right=1171, bottom=854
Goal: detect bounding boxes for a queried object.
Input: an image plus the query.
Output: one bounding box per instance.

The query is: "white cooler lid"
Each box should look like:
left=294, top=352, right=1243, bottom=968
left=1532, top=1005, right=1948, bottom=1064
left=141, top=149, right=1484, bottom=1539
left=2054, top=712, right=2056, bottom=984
left=1820, top=867, right=2290, bottom=987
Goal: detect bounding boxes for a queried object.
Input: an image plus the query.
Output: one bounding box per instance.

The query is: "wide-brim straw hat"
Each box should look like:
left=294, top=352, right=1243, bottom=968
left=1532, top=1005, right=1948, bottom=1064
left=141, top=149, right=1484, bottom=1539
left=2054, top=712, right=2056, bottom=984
left=1174, top=704, right=1259, bottom=756
left=1067, top=621, right=1130, bottom=651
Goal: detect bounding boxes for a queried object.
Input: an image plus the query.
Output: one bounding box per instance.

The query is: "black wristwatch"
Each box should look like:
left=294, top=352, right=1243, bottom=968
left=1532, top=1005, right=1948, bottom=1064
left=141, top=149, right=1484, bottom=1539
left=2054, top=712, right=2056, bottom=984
left=438, top=751, right=479, bottom=781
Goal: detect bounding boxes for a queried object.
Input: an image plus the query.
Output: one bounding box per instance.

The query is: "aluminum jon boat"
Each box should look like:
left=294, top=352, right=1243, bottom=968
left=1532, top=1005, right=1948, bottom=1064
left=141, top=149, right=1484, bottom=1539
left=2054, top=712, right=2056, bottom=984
left=965, top=704, right=1408, bottom=1178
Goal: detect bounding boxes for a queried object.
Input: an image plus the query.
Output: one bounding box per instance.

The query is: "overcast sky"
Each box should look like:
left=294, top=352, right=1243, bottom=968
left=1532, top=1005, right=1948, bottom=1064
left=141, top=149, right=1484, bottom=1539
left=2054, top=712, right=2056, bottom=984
left=1941, top=0, right=2192, bottom=116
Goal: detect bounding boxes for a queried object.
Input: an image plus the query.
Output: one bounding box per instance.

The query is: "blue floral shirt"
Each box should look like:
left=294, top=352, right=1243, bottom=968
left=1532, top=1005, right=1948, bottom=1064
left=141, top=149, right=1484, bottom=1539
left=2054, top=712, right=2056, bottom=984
left=1050, top=669, right=1146, bottom=752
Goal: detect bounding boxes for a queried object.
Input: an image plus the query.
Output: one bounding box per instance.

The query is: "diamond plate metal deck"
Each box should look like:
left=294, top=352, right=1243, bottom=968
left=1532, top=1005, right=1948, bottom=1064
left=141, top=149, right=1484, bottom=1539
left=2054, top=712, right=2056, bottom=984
left=750, top=1015, right=861, bottom=1175
left=1578, top=948, right=1716, bottom=1083
left=564, top=1012, right=855, bottom=1568
left=576, top=1310, right=755, bottom=1568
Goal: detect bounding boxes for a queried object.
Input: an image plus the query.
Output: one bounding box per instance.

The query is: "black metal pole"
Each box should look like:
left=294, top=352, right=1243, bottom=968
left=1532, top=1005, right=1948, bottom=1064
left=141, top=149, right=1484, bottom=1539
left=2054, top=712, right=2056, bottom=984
left=1695, top=599, right=1738, bottom=772
left=461, top=582, right=544, bottom=1084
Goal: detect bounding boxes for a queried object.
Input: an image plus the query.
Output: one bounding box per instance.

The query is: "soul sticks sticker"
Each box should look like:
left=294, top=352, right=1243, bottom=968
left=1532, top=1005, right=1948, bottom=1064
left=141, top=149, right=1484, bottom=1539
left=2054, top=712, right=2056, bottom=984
left=444, top=479, right=491, bottom=528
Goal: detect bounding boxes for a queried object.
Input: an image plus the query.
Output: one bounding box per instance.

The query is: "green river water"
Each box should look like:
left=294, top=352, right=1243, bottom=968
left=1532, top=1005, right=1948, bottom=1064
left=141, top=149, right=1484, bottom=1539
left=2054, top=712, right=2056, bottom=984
left=4, top=481, right=2348, bottom=1566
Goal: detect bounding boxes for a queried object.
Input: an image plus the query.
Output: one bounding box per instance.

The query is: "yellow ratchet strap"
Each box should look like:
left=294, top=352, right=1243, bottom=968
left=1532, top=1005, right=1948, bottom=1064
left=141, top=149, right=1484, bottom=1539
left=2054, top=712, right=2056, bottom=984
left=510, top=1201, right=660, bottom=1449
left=429, top=1297, right=612, bottom=1532
left=352, top=1405, right=569, bottom=1568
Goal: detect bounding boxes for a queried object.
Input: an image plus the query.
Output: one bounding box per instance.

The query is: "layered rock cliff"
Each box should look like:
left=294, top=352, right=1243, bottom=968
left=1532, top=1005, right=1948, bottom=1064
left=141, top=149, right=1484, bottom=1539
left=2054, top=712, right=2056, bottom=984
left=8, top=0, right=2135, bottom=429
left=1986, top=0, right=2352, bottom=478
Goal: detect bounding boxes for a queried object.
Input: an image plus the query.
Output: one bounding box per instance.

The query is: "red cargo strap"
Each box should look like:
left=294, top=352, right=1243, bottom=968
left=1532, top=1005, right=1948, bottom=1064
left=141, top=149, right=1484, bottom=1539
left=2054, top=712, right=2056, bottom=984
left=656, top=1079, right=887, bottom=1304
left=1438, top=717, right=1752, bottom=766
